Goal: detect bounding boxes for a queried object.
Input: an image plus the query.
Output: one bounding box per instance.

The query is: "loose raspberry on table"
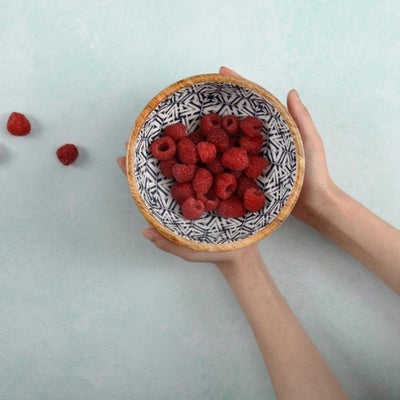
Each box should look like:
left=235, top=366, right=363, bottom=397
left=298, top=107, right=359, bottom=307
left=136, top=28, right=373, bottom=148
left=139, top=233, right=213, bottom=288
left=239, top=135, right=263, bottom=155
left=240, top=116, right=263, bottom=137
left=193, top=168, right=213, bottom=195
left=217, top=195, right=246, bottom=218
left=163, top=123, right=186, bottom=142
left=245, top=155, right=269, bottom=179
left=200, top=113, right=221, bottom=135
left=181, top=196, right=205, bottom=220
left=196, top=189, right=220, bottom=211
left=177, top=138, right=199, bottom=165
left=207, top=126, right=230, bottom=153
left=160, top=157, right=178, bottom=178
left=197, top=141, right=217, bottom=163
left=221, top=115, right=240, bottom=135
left=236, top=176, right=258, bottom=198
left=206, top=155, right=225, bottom=175
left=172, top=163, right=196, bottom=183
left=56, top=144, right=79, bottom=165
left=151, top=136, right=176, bottom=160
left=243, top=188, right=265, bottom=211
left=221, top=147, right=249, bottom=171
left=214, top=172, right=237, bottom=200
left=171, top=182, right=195, bottom=205
left=7, top=112, right=31, bottom=136
left=187, top=130, right=204, bottom=145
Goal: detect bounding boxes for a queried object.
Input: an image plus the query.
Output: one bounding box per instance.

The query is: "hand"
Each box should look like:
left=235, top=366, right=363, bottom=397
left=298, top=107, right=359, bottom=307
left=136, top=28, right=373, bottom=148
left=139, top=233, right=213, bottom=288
left=117, top=153, right=257, bottom=268
left=219, top=66, right=337, bottom=223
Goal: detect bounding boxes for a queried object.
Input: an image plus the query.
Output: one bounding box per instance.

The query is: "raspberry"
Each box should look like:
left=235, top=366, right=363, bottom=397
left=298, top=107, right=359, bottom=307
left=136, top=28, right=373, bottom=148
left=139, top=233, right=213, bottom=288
left=7, top=112, right=31, bottom=136
left=196, top=189, right=220, bottom=211
left=243, top=188, right=265, bottom=212
left=214, top=173, right=237, bottom=200
left=193, top=168, right=213, bottom=195
left=160, top=157, right=178, bottom=178
left=239, top=135, right=263, bottom=155
left=240, top=116, right=263, bottom=137
left=172, top=163, right=195, bottom=183
left=56, top=144, right=79, bottom=165
left=187, top=130, right=204, bottom=145
left=221, top=148, right=249, bottom=171
left=181, top=196, right=205, bottom=220
left=200, top=113, right=221, bottom=135
left=236, top=176, right=258, bottom=198
left=163, top=123, right=186, bottom=142
left=217, top=196, right=246, bottom=218
left=229, top=169, right=243, bottom=178
left=171, top=182, right=194, bottom=205
left=207, top=126, right=230, bottom=153
left=177, top=138, right=198, bottom=165
left=245, top=155, right=269, bottom=179
left=221, top=115, right=240, bottom=135
left=197, top=141, right=216, bottom=163
left=151, top=136, right=177, bottom=160
left=206, top=155, right=225, bottom=175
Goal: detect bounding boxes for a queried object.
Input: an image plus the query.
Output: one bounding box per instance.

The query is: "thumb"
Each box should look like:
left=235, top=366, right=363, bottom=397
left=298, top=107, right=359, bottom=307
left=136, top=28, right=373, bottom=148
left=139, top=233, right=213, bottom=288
left=287, top=90, right=320, bottom=143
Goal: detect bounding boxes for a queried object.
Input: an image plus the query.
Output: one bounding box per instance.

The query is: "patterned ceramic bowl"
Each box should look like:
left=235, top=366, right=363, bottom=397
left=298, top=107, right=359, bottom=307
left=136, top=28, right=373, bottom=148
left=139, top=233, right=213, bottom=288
left=126, top=74, right=304, bottom=252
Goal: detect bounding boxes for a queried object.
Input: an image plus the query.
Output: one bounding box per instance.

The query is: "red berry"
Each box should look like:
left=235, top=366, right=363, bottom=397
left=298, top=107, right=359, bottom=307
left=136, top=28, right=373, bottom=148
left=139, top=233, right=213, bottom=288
left=221, top=147, right=249, bottom=171
left=245, top=155, right=269, bottom=179
left=181, top=196, right=205, bottom=220
left=217, top=195, right=246, bottom=218
left=221, top=115, right=240, bottom=135
left=240, top=116, right=263, bottom=137
left=197, top=141, right=217, bottom=163
left=56, top=144, right=79, bottom=165
left=236, top=176, right=258, bottom=198
left=214, top=173, right=237, bottom=200
left=193, top=168, right=213, bottom=195
left=239, top=135, right=263, bottom=155
left=151, top=136, right=177, bottom=160
left=187, top=130, right=204, bottom=145
left=207, top=126, right=230, bottom=153
left=172, top=163, right=196, bottom=183
left=200, top=113, right=221, bottom=135
left=171, top=182, right=194, bottom=205
left=243, top=188, right=265, bottom=211
left=164, top=123, right=186, bottom=142
left=160, top=157, right=178, bottom=178
left=206, top=155, right=225, bottom=175
left=229, top=135, right=240, bottom=148
left=177, top=138, right=198, bottom=165
left=196, top=189, right=220, bottom=211
left=229, top=169, right=243, bottom=178
left=7, top=112, right=31, bottom=136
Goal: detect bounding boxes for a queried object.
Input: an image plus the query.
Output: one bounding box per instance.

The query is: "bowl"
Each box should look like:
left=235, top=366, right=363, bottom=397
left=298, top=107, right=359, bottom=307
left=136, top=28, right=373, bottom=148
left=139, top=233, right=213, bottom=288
left=126, top=74, right=304, bottom=252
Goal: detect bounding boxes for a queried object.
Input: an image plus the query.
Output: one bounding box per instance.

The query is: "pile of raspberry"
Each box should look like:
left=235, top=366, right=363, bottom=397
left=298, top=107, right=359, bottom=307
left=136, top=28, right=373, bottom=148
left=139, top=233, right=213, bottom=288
left=150, top=114, right=269, bottom=220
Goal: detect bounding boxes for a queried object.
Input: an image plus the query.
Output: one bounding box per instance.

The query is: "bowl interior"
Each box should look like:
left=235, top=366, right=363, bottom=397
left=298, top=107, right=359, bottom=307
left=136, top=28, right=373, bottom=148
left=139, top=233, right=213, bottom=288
left=133, top=81, right=297, bottom=244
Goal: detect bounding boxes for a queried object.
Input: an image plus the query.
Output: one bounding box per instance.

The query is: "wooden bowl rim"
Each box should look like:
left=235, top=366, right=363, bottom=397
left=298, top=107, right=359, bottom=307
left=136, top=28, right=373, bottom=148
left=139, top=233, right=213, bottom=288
left=126, top=73, right=305, bottom=252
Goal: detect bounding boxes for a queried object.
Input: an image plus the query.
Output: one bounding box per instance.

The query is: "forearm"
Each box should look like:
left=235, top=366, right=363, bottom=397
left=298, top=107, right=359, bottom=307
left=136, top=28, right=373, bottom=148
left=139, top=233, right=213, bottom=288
left=218, top=249, right=348, bottom=400
left=305, top=185, right=400, bottom=294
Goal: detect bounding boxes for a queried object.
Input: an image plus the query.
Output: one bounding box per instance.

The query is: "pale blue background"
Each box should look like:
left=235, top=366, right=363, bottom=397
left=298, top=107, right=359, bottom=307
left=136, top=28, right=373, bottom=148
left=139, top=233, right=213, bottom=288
left=1, top=1, right=399, bottom=399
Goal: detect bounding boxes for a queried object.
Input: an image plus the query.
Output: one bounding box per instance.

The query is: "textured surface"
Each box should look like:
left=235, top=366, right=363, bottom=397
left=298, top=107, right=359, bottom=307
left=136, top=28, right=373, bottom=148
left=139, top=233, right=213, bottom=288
left=134, top=81, right=296, bottom=244
left=1, top=1, right=399, bottom=399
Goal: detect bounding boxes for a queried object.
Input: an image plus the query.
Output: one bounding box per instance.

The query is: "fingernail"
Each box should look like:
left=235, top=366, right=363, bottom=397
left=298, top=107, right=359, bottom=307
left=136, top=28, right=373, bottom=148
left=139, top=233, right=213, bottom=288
left=292, top=89, right=300, bottom=101
left=142, top=229, right=155, bottom=241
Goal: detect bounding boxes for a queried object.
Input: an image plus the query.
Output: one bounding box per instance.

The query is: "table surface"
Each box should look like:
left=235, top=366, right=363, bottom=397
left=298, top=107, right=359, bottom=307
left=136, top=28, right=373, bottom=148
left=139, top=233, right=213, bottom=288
left=1, top=1, right=399, bottom=399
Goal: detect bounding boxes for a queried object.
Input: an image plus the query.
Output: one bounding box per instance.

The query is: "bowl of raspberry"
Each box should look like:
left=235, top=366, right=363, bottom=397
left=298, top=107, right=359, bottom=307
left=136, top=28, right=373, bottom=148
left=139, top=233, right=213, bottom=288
left=126, top=74, right=304, bottom=252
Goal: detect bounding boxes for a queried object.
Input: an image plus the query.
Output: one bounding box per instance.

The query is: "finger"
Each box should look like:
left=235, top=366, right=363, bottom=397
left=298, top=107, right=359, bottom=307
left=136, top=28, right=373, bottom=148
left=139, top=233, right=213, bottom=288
left=287, top=90, right=320, bottom=143
left=125, top=142, right=128, bottom=150
left=142, top=228, right=193, bottom=259
left=219, top=66, right=242, bottom=77
left=117, top=156, right=127, bottom=175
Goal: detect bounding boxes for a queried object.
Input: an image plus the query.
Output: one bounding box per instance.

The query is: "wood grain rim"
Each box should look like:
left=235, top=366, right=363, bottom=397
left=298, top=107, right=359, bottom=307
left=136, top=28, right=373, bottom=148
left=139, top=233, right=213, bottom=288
left=126, top=74, right=305, bottom=252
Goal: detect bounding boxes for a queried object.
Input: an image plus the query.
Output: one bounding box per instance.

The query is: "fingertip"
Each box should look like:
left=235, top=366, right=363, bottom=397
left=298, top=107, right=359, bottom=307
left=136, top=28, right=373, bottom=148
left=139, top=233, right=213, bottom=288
left=219, top=66, right=241, bottom=77
left=117, top=156, right=127, bottom=175
left=142, top=228, right=156, bottom=241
